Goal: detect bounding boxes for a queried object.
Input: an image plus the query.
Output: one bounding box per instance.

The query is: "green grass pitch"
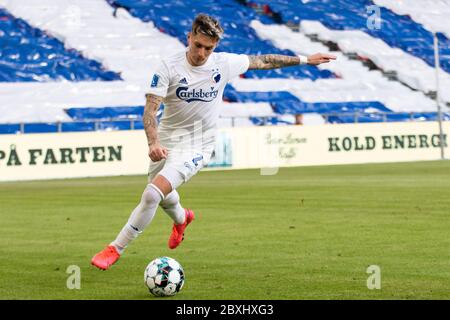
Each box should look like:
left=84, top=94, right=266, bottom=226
left=1, top=160, right=449, bottom=300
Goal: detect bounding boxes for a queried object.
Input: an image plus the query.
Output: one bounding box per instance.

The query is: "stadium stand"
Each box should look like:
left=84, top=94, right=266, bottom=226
left=0, top=0, right=183, bottom=82
left=0, top=0, right=448, bottom=132
left=299, top=20, right=450, bottom=103
left=104, top=0, right=444, bottom=123
left=373, top=0, right=450, bottom=39
left=0, top=7, right=120, bottom=82
left=107, top=0, right=335, bottom=80
left=248, top=0, right=450, bottom=72
left=241, top=20, right=438, bottom=112
left=249, top=0, right=450, bottom=104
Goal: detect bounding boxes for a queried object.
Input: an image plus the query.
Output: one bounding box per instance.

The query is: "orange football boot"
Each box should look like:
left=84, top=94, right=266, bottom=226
left=168, top=209, right=195, bottom=249
left=91, top=245, right=120, bottom=270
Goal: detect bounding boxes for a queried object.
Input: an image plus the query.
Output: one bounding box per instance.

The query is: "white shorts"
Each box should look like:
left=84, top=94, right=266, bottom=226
left=147, top=148, right=212, bottom=190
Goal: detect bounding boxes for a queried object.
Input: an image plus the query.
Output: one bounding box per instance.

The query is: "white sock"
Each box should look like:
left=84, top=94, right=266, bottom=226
left=111, top=184, right=163, bottom=254
left=160, top=190, right=185, bottom=225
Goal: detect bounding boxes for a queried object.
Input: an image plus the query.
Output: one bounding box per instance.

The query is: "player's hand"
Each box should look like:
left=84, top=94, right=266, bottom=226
left=148, top=144, right=168, bottom=162
left=307, top=53, right=337, bottom=65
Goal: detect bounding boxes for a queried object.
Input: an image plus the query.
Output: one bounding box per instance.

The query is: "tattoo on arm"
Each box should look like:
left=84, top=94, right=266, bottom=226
left=247, top=54, right=300, bottom=70
left=143, top=94, right=163, bottom=146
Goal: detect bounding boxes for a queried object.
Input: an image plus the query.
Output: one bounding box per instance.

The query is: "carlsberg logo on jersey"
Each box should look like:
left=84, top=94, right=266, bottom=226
left=176, top=86, right=219, bottom=103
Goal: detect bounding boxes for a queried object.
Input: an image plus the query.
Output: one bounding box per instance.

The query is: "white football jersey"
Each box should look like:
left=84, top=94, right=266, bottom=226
left=147, top=49, right=249, bottom=152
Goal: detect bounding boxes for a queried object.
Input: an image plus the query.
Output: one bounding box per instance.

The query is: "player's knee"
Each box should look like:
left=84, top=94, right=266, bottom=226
left=160, top=190, right=180, bottom=209
left=141, top=184, right=163, bottom=206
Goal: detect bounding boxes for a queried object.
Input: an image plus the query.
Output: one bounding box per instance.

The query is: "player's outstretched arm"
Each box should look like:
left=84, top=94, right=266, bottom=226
left=144, top=93, right=168, bottom=161
left=247, top=53, right=336, bottom=70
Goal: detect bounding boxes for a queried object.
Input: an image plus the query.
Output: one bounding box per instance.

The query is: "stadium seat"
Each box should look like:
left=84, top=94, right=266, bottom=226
left=0, top=123, right=21, bottom=134
left=23, top=123, right=59, bottom=133
left=224, top=85, right=300, bottom=103
left=0, top=8, right=120, bottom=82
left=61, top=121, right=96, bottom=132
left=96, top=120, right=132, bottom=131
left=66, top=106, right=144, bottom=120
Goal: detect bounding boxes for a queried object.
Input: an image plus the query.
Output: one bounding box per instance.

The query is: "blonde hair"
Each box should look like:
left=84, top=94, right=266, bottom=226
left=191, top=14, right=224, bottom=40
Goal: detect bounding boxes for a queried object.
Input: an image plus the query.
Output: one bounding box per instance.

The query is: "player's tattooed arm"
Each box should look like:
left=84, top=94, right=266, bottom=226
left=247, top=53, right=336, bottom=69
left=247, top=54, right=300, bottom=70
left=144, top=94, right=168, bottom=161
left=143, top=93, right=162, bottom=146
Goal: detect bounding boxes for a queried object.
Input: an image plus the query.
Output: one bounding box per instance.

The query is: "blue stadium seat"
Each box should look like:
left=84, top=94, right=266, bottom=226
left=224, top=85, right=300, bottom=103
left=0, top=123, right=20, bottom=134
left=97, top=120, right=132, bottom=131
left=24, top=123, right=58, bottom=133
left=132, top=120, right=144, bottom=130
left=326, top=111, right=450, bottom=124
left=66, top=106, right=144, bottom=120
left=327, top=114, right=383, bottom=124
left=250, top=116, right=293, bottom=126
left=414, top=112, right=450, bottom=121
left=0, top=8, right=121, bottom=82
left=65, top=105, right=164, bottom=123
left=61, top=122, right=96, bottom=132
left=271, top=100, right=390, bottom=115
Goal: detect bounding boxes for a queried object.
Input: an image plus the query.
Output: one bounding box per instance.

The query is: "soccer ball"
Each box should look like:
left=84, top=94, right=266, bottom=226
left=144, top=257, right=185, bottom=297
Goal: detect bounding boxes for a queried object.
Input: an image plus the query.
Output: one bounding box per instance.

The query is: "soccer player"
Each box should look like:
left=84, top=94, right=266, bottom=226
left=91, top=13, right=336, bottom=270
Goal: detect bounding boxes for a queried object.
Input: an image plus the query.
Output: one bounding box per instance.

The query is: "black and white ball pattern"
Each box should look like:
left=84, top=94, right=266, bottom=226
left=144, top=257, right=185, bottom=297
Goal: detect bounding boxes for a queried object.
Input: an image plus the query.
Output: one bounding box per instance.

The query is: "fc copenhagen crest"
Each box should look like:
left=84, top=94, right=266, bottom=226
left=211, top=69, right=221, bottom=84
